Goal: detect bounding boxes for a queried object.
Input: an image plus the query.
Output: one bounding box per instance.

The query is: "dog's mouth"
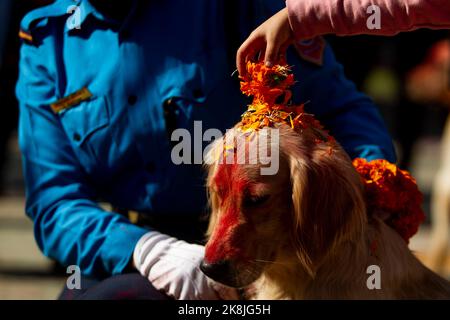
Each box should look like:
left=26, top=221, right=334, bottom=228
left=200, top=259, right=265, bottom=288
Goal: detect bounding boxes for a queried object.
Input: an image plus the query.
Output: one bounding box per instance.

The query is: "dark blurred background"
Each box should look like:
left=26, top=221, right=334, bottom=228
left=329, top=30, right=450, bottom=170
left=0, top=1, right=448, bottom=299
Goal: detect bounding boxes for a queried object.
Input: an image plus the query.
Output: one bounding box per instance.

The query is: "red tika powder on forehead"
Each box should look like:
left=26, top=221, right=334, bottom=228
left=205, top=163, right=250, bottom=263
left=205, top=207, right=241, bottom=263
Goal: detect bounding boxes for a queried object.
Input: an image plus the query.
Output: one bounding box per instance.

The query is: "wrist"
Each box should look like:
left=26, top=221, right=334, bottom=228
left=133, top=231, right=177, bottom=274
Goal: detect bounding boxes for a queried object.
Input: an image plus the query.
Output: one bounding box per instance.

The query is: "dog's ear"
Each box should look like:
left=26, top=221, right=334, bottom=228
left=289, top=144, right=366, bottom=276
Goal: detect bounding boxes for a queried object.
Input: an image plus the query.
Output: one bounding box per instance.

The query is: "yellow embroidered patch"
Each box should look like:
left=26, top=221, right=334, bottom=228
left=50, top=87, right=93, bottom=114
left=127, top=211, right=139, bottom=224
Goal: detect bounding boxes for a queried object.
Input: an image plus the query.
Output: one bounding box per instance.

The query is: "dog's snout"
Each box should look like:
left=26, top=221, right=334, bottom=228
left=200, top=260, right=233, bottom=283
left=200, top=260, right=240, bottom=287
left=200, top=259, right=262, bottom=288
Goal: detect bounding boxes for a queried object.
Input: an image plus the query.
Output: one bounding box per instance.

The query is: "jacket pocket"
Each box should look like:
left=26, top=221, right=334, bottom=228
left=59, top=96, right=109, bottom=146
left=58, top=96, right=111, bottom=173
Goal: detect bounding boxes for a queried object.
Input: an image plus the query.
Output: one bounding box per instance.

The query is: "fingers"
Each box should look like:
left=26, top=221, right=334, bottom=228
left=237, top=7, right=293, bottom=76
left=237, top=34, right=289, bottom=76
left=258, top=48, right=266, bottom=62
left=264, top=39, right=279, bottom=67
left=236, top=45, right=247, bottom=77
left=236, top=33, right=264, bottom=76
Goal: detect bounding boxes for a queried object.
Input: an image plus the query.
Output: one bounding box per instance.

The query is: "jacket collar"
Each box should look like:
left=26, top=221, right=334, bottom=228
left=65, top=0, right=127, bottom=33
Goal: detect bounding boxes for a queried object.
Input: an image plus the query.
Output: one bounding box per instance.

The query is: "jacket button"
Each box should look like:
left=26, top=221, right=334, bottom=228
left=128, top=95, right=137, bottom=105
left=163, top=98, right=178, bottom=140
left=163, top=98, right=175, bottom=112
left=73, top=133, right=81, bottom=142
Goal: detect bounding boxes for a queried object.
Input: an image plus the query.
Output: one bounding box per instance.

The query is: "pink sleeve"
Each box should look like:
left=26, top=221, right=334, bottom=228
left=286, top=0, right=450, bottom=39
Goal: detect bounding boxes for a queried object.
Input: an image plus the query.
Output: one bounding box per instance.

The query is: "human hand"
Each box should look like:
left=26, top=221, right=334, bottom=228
left=133, top=231, right=238, bottom=300
left=236, top=8, right=293, bottom=76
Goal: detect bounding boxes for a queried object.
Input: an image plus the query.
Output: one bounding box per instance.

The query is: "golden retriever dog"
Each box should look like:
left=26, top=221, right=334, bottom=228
left=200, top=122, right=450, bottom=299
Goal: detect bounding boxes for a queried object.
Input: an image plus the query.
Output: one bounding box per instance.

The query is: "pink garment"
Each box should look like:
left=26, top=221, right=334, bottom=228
left=286, top=0, right=450, bottom=39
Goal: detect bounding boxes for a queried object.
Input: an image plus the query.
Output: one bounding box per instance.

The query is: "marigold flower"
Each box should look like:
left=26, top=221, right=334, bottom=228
left=353, top=158, right=425, bottom=242
left=238, top=61, right=333, bottom=146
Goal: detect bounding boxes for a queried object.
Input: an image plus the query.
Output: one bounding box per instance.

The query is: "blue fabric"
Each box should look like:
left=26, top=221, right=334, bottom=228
left=16, top=0, right=396, bottom=278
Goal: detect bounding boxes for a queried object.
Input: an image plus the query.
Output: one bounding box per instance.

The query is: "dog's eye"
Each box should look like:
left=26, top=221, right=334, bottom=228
left=243, top=194, right=270, bottom=207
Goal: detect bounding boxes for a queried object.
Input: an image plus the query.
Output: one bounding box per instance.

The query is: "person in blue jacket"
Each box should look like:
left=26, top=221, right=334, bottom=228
left=16, top=0, right=396, bottom=300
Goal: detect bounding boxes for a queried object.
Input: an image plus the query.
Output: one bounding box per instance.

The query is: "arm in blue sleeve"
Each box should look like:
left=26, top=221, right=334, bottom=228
left=16, top=42, right=148, bottom=278
left=290, top=44, right=397, bottom=163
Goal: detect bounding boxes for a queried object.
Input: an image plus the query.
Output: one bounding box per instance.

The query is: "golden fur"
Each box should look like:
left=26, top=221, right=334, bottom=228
left=204, top=124, right=450, bottom=299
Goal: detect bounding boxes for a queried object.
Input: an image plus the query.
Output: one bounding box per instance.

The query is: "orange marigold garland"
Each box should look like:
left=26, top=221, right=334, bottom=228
left=238, top=61, right=334, bottom=147
left=238, top=60, right=425, bottom=243
left=353, top=158, right=425, bottom=242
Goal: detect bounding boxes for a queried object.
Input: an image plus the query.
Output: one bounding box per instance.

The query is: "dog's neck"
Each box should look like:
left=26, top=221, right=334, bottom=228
left=251, top=219, right=450, bottom=299
left=253, top=230, right=371, bottom=299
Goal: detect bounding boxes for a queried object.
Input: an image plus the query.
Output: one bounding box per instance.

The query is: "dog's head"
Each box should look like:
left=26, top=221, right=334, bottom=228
left=201, top=124, right=367, bottom=288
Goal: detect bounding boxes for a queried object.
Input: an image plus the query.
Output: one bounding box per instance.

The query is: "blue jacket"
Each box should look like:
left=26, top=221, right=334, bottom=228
left=16, top=0, right=396, bottom=278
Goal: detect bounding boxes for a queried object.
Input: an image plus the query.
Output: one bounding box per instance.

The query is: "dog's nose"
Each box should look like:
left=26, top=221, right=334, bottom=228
left=200, top=260, right=234, bottom=285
